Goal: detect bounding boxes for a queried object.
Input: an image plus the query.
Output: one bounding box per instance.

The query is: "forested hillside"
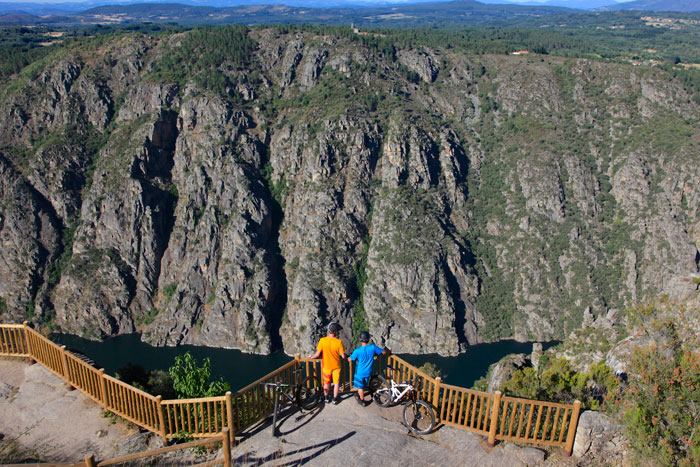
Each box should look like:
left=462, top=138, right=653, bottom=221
left=0, top=26, right=698, bottom=355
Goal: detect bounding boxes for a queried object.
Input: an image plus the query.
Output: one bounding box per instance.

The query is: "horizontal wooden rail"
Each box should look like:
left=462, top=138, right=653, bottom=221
left=97, top=428, right=231, bottom=467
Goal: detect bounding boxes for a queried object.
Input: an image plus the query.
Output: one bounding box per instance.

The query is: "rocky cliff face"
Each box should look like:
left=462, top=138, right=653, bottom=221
left=0, top=27, right=698, bottom=355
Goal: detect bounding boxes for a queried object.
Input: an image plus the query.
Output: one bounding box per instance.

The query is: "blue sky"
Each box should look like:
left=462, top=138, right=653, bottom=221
left=0, top=0, right=635, bottom=4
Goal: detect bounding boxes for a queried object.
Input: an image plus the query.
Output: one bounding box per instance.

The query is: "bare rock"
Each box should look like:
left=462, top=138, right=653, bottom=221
left=398, top=48, right=439, bottom=83
left=573, top=410, right=629, bottom=465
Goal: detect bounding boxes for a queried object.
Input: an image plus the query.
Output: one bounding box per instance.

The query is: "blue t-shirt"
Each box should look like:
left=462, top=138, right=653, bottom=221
left=349, top=344, right=383, bottom=378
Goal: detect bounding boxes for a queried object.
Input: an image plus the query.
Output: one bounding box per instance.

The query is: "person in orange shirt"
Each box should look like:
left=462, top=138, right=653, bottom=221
left=307, top=322, right=347, bottom=404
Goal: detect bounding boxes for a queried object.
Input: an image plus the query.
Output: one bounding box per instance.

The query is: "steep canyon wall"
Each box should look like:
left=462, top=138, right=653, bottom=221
left=0, top=27, right=698, bottom=355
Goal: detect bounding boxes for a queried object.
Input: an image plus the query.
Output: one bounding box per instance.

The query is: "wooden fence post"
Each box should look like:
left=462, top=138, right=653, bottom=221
left=84, top=454, right=96, bottom=467
left=564, top=400, right=582, bottom=457
left=98, top=369, right=108, bottom=411
left=225, top=391, right=234, bottom=441
left=488, top=391, right=502, bottom=446
left=60, top=345, right=72, bottom=387
left=156, top=395, right=168, bottom=445
left=22, top=321, right=34, bottom=364
left=222, top=427, right=232, bottom=467
left=432, top=376, right=442, bottom=420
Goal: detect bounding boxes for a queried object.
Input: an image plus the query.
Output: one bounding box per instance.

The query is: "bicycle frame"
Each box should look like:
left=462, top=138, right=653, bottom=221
left=263, top=368, right=320, bottom=437
left=387, top=379, right=414, bottom=403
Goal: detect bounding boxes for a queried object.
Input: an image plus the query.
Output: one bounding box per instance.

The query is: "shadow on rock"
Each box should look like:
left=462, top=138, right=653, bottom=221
left=233, top=431, right=356, bottom=466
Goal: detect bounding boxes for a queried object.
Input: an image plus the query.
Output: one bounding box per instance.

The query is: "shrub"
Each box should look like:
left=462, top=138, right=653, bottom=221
left=169, top=352, right=230, bottom=399
left=418, top=362, right=444, bottom=379
left=610, top=319, right=700, bottom=466
left=501, top=358, right=618, bottom=409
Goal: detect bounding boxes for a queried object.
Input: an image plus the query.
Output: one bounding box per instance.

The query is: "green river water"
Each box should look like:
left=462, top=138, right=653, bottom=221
left=52, top=333, right=558, bottom=391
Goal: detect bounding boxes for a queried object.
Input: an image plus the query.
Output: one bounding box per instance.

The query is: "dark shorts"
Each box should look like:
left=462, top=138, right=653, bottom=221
left=353, top=374, right=370, bottom=390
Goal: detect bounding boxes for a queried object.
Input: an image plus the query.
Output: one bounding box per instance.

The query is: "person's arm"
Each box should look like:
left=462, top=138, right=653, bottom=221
left=306, top=344, right=323, bottom=358
left=382, top=347, right=391, bottom=356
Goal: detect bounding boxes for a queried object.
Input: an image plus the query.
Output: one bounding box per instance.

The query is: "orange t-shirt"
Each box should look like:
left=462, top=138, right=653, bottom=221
left=316, top=336, right=345, bottom=372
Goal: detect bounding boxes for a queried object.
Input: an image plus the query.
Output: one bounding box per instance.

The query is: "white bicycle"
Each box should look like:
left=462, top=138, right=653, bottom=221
left=372, top=366, right=436, bottom=435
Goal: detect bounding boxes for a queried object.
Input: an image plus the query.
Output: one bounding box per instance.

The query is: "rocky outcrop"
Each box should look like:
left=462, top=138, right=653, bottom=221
left=398, top=48, right=440, bottom=83
left=1, top=28, right=699, bottom=356
left=0, top=156, right=60, bottom=323
left=573, top=411, right=629, bottom=465
left=486, top=353, right=528, bottom=393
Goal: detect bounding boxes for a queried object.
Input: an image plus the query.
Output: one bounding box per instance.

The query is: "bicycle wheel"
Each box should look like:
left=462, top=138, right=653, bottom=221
left=368, top=375, right=382, bottom=395
left=403, top=399, right=436, bottom=435
left=298, top=376, right=320, bottom=410
left=372, top=375, right=393, bottom=407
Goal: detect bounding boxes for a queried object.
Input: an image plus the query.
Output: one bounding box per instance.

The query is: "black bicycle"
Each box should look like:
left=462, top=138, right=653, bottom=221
left=372, top=366, right=436, bottom=435
left=263, top=368, right=321, bottom=436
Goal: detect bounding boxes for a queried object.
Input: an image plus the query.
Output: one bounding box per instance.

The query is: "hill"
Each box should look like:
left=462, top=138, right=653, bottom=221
left=1, top=0, right=583, bottom=26
left=600, top=0, right=700, bottom=11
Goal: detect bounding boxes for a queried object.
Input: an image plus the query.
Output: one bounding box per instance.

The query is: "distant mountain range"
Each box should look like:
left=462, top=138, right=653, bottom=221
left=0, top=0, right=581, bottom=26
left=0, top=0, right=699, bottom=25
left=599, top=0, right=700, bottom=11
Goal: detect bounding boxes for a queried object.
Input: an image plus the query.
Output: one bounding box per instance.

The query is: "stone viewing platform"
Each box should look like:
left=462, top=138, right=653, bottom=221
left=0, top=358, right=580, bottom=466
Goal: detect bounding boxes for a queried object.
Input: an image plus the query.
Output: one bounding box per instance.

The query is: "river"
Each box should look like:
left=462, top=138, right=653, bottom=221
left=52, top=333, right=558, bottom=391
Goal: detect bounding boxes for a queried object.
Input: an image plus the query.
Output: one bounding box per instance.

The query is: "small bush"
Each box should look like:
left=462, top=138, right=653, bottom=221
left=169, top=352, right=230, bottom=399
left=608, top=318, right=700, bottom=466
left=501, top=358, right=618, bottom=409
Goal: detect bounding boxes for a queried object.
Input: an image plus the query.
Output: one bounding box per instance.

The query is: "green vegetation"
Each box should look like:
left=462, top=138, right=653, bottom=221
left=501, top=358, right=619, bottom=409
left=417, top=362, right=443, bottom=379
left=136, top=307, right=160, bottom=326
left=498, top=303, right=700, bottom=464
left=147, top=26, right=256, bottom=100
left=375, top=187, right=442, bottom=265
left=163, top=283, right=178, bottom=301
left=606, top=307, right=700, bottom=466
left=169, top=351, right=230, bottom=399
left=116, top=363, right=176, bottom=399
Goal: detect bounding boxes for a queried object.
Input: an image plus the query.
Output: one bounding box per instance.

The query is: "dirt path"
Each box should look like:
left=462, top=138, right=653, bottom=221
left=0, top=358, right=136, bottom=463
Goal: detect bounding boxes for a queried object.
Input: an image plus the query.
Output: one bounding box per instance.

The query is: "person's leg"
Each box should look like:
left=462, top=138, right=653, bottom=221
left=332, top=369, right=341, bottom=403
left=322, top=370, right=332, bottom=400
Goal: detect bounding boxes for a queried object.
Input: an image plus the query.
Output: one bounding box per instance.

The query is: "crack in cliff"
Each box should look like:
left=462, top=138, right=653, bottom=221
left=259, top=136, right=288, bottom=352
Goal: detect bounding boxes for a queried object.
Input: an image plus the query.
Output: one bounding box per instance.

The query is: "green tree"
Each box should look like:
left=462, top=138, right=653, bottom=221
left=169, top=352, right=230, bottom=399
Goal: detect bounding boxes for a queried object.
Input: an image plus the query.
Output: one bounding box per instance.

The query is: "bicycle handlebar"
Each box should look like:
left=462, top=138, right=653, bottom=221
left=264, top=382, right=291, bottom=388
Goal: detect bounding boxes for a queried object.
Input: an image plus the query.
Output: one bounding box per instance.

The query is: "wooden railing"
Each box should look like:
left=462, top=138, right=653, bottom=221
left=35, top=428, right=234, bottom=467
left=0, top=323, right=582, bottom=455
left=0, top=324, right=28, bottom=356
left=380, top=354, right=582, bottom=453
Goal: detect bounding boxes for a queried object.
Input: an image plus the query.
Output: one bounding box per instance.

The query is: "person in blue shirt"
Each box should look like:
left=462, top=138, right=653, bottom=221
left=348, top=331, right=390, bottom=406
